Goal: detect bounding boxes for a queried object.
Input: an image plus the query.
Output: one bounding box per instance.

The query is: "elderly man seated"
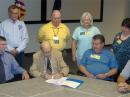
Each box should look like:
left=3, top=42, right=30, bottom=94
left=30, top=41, right=69, bottom=79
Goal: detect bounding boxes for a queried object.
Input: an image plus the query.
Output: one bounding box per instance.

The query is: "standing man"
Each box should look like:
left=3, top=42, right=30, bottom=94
left=38, top=10, right=70, bottom=51
left=0, top=5, right=29, bottom=68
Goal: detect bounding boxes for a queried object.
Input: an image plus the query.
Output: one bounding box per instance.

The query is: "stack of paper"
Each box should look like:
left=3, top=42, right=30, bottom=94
left=46, top=77, right=84, bottom=88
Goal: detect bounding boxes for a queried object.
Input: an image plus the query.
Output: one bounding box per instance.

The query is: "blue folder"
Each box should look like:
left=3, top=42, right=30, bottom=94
left=65, top=78, right=84, bottom=88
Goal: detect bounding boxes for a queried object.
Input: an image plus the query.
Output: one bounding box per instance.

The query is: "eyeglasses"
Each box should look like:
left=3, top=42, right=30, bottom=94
left=53, top=17, right=61, bottom=20
left=44, top=51, right=51, bottom=54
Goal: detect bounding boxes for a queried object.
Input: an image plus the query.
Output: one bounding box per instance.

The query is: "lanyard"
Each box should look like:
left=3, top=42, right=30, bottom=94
left=52, top=28, right=59, bottom=36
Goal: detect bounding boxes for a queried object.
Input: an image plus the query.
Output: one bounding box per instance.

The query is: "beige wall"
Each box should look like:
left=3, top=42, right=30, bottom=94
left=95, top=0, right=128, bottom=44
left=25, top=0, right=129, bottom=53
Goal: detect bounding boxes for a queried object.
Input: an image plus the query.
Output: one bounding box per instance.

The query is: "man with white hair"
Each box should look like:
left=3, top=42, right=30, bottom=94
left=30, top=41, right=69, bottom=79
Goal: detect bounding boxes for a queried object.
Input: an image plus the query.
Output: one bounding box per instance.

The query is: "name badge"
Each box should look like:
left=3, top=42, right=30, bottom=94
left=90, top=54, right=101, bottom=60
left=116, top=39, right=122, bottom=44
left=53, top=36, right=59, bottom=44
left=85, top=32, right=92, bottom=36
left=80, top=32, right=85, bottom=35
left=18, top=25, right=23, bottom=30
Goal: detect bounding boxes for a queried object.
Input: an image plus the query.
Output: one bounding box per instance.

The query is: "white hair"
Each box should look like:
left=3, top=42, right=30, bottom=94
left=80, top=12, right=93, bottom=26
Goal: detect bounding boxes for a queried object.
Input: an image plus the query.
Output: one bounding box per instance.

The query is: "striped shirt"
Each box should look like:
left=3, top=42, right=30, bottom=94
left=0, top=52, right=25, bottom=81
left=0, top=19, right=29, bottom=52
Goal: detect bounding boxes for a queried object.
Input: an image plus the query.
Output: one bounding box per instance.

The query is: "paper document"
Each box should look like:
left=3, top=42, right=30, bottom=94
left=46, top=77, right=84, bottom=88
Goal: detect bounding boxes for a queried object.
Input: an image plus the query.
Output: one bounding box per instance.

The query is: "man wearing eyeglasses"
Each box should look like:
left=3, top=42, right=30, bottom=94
left=38, top=10, right=70, bottom=51
left=30, top=41, right=69, bottom=79
left=0, top=36, right=29, bottom=84
left=0, top=5, right=29, bottom=68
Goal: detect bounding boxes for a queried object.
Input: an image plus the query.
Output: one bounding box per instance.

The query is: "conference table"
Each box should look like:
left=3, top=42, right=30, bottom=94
left=0, top=75, right=130, bottom=97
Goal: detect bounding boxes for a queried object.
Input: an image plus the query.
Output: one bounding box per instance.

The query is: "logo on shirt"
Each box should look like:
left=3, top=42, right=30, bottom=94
left=80, top=32, right=85, bottom=35
left=85, top=32, right=92, bottom=36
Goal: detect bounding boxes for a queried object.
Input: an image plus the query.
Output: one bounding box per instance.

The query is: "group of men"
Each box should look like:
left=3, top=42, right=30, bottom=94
left=0, top=5, right=130, bottom=93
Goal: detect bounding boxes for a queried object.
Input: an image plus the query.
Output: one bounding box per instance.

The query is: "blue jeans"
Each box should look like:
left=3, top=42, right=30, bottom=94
left=15, top=51, right=24, bottom=68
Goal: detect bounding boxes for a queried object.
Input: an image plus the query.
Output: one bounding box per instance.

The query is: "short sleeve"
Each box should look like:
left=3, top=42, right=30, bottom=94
left=65, top=25, right=71, bottom=41
left=37, top=25, right=46, bottom=43
left=94, top=26, right=101, bottom=34
left=72, top=27, right=79, bottom=40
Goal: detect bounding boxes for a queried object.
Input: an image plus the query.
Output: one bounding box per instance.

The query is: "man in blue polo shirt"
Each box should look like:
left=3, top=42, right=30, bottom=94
left=79, top=34, right=118, bottom=81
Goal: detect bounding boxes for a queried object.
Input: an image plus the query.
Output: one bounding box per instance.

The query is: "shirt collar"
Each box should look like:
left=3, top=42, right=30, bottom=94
left=92, top=49, right=104, bottom=54
left=8, top=18, right=18, bottom=24
left=40, top=50, right=52, bottom=60
left=0, top=51, right=5, bottom=56
left=50, top=22, right=63, bottom=29
left=81, top=25, right=92, bottom=30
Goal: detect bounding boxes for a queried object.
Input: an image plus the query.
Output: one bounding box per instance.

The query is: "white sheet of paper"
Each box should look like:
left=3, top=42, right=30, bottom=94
left=46, top=77, right=81, bottom=88
left=62, top=80, right=81, bottom=88
left=46, top=77, right=67, bottom=85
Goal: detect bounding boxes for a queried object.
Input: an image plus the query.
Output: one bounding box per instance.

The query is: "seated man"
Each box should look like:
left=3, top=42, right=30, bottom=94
left=79, top=34, right=118, bottom=81
left=117, top=60, right=130, bottom=93
left=0, top=36, right=29, bottom=84
left=30, top=41, right=69, bottom=79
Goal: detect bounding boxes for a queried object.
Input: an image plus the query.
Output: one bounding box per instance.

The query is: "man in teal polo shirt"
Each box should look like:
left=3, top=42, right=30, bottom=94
left=79, top=34, right=118, bottom=81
